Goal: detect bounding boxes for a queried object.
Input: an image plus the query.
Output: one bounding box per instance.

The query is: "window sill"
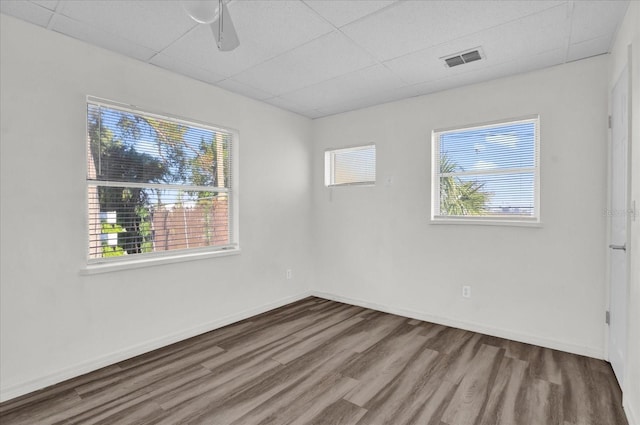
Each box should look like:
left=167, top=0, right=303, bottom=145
left=430, top=218, right=542, bottom=228
left=80, top=248, right=241, bottom=275
left=326, top=182, right=376, bottom=188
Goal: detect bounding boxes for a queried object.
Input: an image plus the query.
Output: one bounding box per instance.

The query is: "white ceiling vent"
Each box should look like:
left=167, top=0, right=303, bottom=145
left=443, top=47, right=485, bottom=68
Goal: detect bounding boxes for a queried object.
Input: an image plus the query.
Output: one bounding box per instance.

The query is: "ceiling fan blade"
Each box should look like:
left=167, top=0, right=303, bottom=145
left=211, top=1, right=239, bottom=51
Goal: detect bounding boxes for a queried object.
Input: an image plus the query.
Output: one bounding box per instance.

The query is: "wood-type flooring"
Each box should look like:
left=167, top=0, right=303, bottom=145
left=0, top=297, right=628, bottom=425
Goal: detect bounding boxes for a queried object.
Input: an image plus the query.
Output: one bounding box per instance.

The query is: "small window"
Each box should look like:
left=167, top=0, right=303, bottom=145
left=325, top=144, right=376, bottom=187
left=86, top=97, right=237, bottom=263
left=431, top=116, right=539, bottom=224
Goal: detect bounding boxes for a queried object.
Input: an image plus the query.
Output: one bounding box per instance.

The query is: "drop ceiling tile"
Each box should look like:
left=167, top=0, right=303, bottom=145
left=303, top=0, right=397, bottom=27
left=56, top=0, right=196, bottom=52
left=570, top=0, right=629, bottom=44
left=361, top=84, right=427, bottom=105
left=384, top=4, right=570, bottom=85
left=450, top=48, right=566, bottom=88
left=3, top=0, right=630, bottom=118
left=406, top=79, right=454, bottom=97
left=31, top=1, right=58, bottom=11
left=231, top=31, right=377, bottom=96
left=0, top=1, right=53, bottom=27
left=158, top=1, right=334, bottom=78
left=327, top=48, right=566, bottom=116
left=279, top=64, right=406, bottom=110
left=321, top=84, right=423, bottom=115
left=150, top=53, right=226, bottom=85
left=51, top=15, right=157, bottom=62
left=514, top=48, right=567, bottom=74
left=567, top=34, right=613, bottom=62
left=383, top=47, right=456, bottom=86
left=342, top=0, right=564, bottom=61
left=216, top=79, right=275, bottom=101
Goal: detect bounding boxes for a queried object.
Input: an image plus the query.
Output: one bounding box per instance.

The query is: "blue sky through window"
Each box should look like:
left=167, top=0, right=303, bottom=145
left=438, top=120, right=537, bottom=215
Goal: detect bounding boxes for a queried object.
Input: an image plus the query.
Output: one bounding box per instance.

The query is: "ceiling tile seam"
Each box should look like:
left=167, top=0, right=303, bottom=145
left=299, top=0, right=342, bottom=31
left=218, top=29, right=350, bottom=82
left=273, top=63, right=408, bottom=104
left=44, top=13, right=160, bottom=62
left=332, top=26, right=396, bottom=71
left=187, top=1, right=337, bottom=81
left=29, top=0, right=58, bottom=12
left=47, top=14, right=155, bottom=56
left=300, top=0, right=400, bottom=29
left=46, top=12, right=59, bottom=32
left=49, top=3, right=197, bottom=55
left=376, top=2, right=574, bottom=65
left=377, top=61, right=419, bottom=87
left=569, top=33, right=613, bottom=49
left=167, top=2, right=340, bottom=83
left=148, top=22, right=200, bottom=63
left=45, top=1, right=63, bottom=30
left=334, top=0, right=401, bottom=29
left=314, top=17, right=415, bottom=88
left=297, top=0, right=394, bottom=74
left=454, top=1, right=572, bottom=40
left=563, top=1, right=576, bottom=62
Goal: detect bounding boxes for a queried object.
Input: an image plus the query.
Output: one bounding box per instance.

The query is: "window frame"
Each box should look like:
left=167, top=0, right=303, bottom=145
left=83, top=96, right=240, bottom=274
left=430, top=115, right=541, bottom=227
left=324, top=144, right=376, bottom=187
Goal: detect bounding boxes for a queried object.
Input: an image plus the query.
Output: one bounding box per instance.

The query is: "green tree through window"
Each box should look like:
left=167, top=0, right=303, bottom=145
left=86, top=100, right=234, bottom=261
left=439, top=153, right=490, bottom=216
left=432, top=117, right=539, bottom=223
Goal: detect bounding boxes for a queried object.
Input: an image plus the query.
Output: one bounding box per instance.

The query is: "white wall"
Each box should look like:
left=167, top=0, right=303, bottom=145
left=0, top=15, right=313, bottom=401
left=311, top=56, right=610, bottom=359
left=610, top=3, right=640, bottom=425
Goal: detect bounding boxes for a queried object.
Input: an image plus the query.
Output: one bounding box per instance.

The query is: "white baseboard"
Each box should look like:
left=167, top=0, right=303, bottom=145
left=310, top=290, right=604, bottom=359
left=0, top=289, right=607, bottom=403
left=0, top=291, right=312, bottom=403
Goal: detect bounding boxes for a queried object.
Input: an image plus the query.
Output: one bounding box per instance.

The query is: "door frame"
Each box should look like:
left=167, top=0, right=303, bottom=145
left=605, top=45, right=633, bottom=388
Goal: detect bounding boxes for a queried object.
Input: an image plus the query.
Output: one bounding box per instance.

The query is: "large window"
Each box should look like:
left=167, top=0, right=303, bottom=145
left=431, top=116, right=539, bottom=224
left=324, top=144, right=376, bottom=187
left=86, top=98, right=237, bottom=264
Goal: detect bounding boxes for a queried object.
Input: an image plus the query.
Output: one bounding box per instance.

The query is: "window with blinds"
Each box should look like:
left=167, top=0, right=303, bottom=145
left=86, top=98, right=236, bottom=263
left=325, top=144, right=376, bottom=187
left=431, top=116, right=539, bottom=224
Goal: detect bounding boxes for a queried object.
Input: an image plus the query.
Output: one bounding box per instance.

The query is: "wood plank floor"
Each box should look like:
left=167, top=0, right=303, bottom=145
left=0, top=297, right=627, bottom=425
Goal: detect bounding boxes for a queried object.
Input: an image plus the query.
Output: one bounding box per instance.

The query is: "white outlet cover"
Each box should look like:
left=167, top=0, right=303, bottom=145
left=462, top=286, right=471, bottom=298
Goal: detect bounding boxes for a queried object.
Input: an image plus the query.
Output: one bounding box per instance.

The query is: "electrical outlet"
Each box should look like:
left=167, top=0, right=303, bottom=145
left=462, top=285, right=471, bottom=298
left=286, top=269, right=292, bottom=280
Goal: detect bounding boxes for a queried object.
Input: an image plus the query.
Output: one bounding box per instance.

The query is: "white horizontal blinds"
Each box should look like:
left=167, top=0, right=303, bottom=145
left=435, top=118, right=538, bottom=218
left=87, top=101, right=233, bottom=261
left=328, top=145, right=376, bottom=186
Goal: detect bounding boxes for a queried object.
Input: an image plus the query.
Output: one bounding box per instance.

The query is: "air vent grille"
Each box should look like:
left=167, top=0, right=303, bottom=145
left=443, top=48, right=484, bottom=68
left=445, top=56, right=465, bottom=67
left=461, top=50, right=481, bottom=63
